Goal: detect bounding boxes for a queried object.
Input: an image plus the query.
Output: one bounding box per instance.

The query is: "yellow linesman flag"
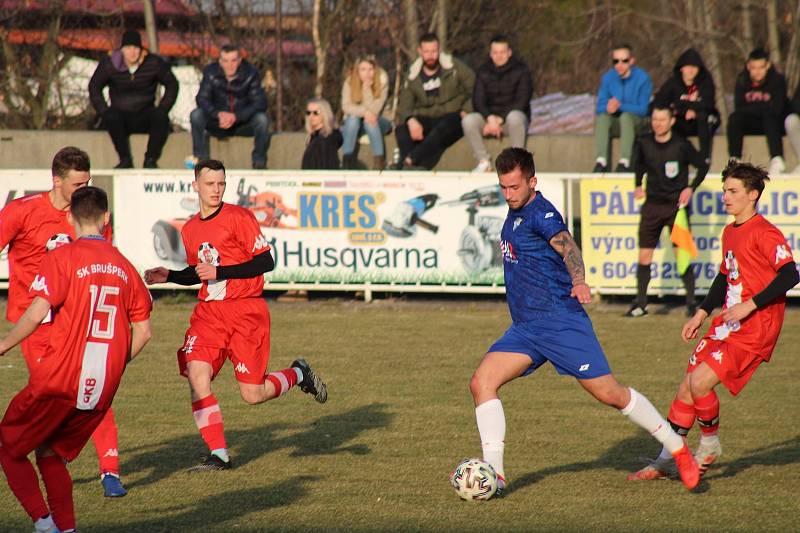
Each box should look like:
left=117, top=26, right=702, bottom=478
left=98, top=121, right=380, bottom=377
left=670, top=207, right=698, bottom=275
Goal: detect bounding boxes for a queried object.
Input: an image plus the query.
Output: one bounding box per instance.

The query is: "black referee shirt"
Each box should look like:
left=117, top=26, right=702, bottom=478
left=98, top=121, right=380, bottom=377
left=633, top=133, right=709, bottom=204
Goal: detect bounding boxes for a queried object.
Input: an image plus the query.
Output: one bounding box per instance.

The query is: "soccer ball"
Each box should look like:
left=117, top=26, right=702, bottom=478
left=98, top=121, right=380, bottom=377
left=46, top=233, right=72, bottom=251
left=450, top=458, right=498, bottom=501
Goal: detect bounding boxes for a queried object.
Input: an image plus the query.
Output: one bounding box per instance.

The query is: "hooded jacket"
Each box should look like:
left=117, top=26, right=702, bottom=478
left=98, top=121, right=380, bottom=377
left=473, top=56, right=533, bottom=119
left=396, top=52, right=475, bottom=122
left=653, top=48, right=719, bottom=119
left=196, top=60, right=267, bottom=123
left=89, top=49, right=178, bottom=114
left=733, top=65, right=788, bottom=117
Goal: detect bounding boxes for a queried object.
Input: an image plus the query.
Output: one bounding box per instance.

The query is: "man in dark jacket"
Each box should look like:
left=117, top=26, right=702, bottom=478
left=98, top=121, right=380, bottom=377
left=727, top=48, right=788, bottom=175
left=190, top=44, right=270, bottom=169
left=461, top=35, right=533, bottom=172
left=653, top=48, right=720, bottom=162
left=393, top=33, right=475, bottom=170
left=89, top=29, right=178, bottom=169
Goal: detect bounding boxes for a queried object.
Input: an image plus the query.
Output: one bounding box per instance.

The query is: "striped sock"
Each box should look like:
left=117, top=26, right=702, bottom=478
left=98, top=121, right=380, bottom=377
left=265, top=367, right=302, bottom=398
left=192, top=394, right=227, bottom=451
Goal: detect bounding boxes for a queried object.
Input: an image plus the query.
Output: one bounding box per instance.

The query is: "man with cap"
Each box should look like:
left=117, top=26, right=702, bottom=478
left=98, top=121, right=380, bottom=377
left=89, top=29, right=179, bottom=168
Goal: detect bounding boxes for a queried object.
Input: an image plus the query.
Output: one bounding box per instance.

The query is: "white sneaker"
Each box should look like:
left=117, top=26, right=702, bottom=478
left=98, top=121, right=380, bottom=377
left=768, top=156, right=786, bottom=176
left=694, top=438, right=722, bottom=477
left=472, top=159, right=492, bottom=173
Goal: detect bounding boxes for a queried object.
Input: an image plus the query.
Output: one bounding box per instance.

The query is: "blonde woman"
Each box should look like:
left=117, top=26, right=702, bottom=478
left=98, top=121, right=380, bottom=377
left=341, top=56, right=391, bottom=170
left=301, top=98, right=342, bottom=170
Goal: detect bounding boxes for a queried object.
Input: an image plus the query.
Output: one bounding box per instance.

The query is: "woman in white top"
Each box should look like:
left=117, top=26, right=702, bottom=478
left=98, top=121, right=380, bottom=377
left=341, top=55, right=391, bottom=170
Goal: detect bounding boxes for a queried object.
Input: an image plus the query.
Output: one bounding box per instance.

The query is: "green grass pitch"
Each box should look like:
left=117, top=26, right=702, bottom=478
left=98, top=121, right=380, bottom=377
left=0, top=298, right=798, bottom=532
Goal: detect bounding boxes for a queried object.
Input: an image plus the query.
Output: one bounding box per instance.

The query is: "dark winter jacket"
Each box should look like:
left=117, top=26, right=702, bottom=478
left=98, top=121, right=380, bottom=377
left=89, top=50, right=178, bottom=114
left=733, top=66, right=788, bottom=118
left=653, top=48, right=719, bottom=120
left=196, top=60, right=267, bottom=123
left=473, top=56, right=533, bottom=119
left=301, top=130, right=343, bottom=170
left=396, top=53, right=475, bottom=122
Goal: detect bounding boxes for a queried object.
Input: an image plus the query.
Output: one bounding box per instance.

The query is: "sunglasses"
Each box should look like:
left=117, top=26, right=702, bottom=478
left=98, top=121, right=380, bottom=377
left=612, top=58, right=631, bottom=65
left=306, top=109, right=321, bottom=116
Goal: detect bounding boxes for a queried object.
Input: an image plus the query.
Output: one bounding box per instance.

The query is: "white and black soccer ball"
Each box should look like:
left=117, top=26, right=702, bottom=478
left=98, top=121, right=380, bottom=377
left=450, top=458, right=498, bottom=501
left=46, top=233, right=72, bottom=251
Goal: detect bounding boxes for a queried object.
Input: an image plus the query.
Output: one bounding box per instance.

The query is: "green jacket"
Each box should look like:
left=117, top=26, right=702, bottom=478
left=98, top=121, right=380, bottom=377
left=396, top=53, right=475, bottom=122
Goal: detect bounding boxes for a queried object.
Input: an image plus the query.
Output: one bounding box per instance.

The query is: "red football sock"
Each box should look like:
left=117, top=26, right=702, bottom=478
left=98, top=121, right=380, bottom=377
left=0, top=446, right=49, bottom=521
left=192, top=394, right=226, bottom=451
left=667, top=397, right=696, bottom=436
left=91, top=407, right=120, bottom=475
left=36, top=455, right=75, bottom=532
left=265, top=367, right=300, bottom=398
left=693, top=391, right=720, bottom=436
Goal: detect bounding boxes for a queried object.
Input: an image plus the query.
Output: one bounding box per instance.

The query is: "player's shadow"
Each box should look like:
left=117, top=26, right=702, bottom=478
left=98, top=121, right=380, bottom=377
left=107, top=475, right=318, bottom=532
left=705, top=434, right=800, bottom=480
left=75, top=402, right=393, bottom=489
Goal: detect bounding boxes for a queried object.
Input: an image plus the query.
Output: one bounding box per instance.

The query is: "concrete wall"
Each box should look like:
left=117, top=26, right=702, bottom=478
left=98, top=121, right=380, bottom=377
left=0, top=129, right=797, bottom=173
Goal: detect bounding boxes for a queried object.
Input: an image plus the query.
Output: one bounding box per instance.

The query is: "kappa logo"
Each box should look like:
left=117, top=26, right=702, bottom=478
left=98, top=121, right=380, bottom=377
left=183, top=335, right=198, bottom=354
left=711, top=350, right=723, bottom=363
left=235, top=362, right=250, bottom=374
left=252, top=234, right=270, bottom=253
left=103, top=448, right=119, bottom=458
left=775, top=244, right=791, bottom=264
left=513, top=217, right=524, bottom=231
left=579, top=364, right=590, bottom=372
left=544, top=212, right=555, bottom=219
left=30, top=274, right=49, bottom=296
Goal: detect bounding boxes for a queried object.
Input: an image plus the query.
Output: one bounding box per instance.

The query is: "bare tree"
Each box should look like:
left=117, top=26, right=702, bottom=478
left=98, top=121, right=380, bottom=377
left=404, top=0, right=419, bottom=55
left=766, top=0, right=781, bottom=67
left=785, top=0, right=800, bottom=92
left=741, top=0, right=754, bottom=54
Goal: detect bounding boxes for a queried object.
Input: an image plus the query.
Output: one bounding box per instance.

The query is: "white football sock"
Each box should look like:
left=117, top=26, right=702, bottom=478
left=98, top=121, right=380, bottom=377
left=475, top=398, right=506, bottom=479
left=699, top=433, right=720, bottom=447
left=211, top=448, right=229, bottom=463
left=293, top=367, right=304, bottom=383
left=34, top=515, right=56, bottom=532
left=620, top=388, right=684, bottom=454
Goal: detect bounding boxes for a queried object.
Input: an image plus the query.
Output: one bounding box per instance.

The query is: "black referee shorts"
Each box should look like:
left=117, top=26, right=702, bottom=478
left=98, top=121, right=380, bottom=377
left=638, top=201, right=684, bottom=249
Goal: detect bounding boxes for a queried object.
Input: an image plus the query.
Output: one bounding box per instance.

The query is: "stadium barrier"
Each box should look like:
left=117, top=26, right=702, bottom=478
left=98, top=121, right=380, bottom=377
left=1, top=170, right=798, bottom=300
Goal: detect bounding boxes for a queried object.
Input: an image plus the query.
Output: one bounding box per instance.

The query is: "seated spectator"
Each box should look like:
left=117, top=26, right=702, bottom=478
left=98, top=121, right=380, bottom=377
left=302, top=99, right=342, bottom=170
left=393, top=32, right=475, bottom=170
left=89, top=29, right=178, bottom=169
left=341, top=56, right=391, bottom=170
left=462, top=35, right=533, bottom=173
left=785, top=85, right=800, bottom=174
left=190, top=44, right=270, bottom=169
left=727, top=48, right=788, bottom=176
left=653, top=48, right=720, bottom=162
left=593, top=43, right=652, bottom=172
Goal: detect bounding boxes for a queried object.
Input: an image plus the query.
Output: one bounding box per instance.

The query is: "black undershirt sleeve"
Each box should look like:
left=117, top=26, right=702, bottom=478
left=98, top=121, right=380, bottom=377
left=216, top=251, right=275, bottom=280
left=167, top=266, right=201, bottom=286
left=752, top=262, right=799, bottom=309
left=699, top=272, right=727, bottom=315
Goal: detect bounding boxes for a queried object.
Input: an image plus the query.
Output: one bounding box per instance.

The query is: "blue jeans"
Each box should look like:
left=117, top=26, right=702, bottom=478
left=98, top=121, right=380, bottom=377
left=341, top=115, right=392, bottom=156
left=190, top=108, right=271, bottom=167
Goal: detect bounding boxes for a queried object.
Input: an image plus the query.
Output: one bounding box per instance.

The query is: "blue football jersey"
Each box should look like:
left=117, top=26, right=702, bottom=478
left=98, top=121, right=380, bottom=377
left=500, top=192, right=583, bottom=322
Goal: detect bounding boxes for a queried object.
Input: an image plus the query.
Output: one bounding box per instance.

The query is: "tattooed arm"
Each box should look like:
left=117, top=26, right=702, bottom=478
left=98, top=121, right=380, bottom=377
left=549, top=230, right=591, bottom=304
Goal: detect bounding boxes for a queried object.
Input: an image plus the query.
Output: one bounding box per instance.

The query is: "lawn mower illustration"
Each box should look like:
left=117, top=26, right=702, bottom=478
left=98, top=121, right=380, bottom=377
left=236, top=178, right=297, bottom=229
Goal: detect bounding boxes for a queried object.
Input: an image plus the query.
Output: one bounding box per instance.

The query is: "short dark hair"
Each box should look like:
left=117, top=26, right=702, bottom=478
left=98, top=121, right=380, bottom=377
left=220, top=44, right=240, bottom=55
left=495, top=148, right=535, bottom=179
left=490, top=34, right=511, bottom=47
left=721, top=159, right=770, bottom=201
left=52, top=146, right=90, bottom=179
left=651, top=105, right=674, bottom=117
left=194, top=159, right=226, bottom=179
left=612, top=43, right=633, bottom=55
left=419, top=32, right=439, bottom=45
left=70, top=186, right=108, bottom=224
left=747, top=48, right=769, bottom=62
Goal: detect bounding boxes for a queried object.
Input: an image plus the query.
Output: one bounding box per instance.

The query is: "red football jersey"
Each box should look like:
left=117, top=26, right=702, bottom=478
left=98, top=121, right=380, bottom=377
left=0, top=192, right=112, bottom=322
left=706, top=214, right=794, bottom=360
left=181, top=203, right=270, bottom=301
left=29, top=237, right=152, bottom=411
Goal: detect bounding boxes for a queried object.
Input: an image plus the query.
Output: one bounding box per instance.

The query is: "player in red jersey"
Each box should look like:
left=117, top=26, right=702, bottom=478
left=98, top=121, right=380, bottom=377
left=144, top=159, right=328, bottom=472
left=0, top=186, right=152, bottom=533
left=0, top=146, right=130, bottom=498
left=629, top=160, right=799, bottom=482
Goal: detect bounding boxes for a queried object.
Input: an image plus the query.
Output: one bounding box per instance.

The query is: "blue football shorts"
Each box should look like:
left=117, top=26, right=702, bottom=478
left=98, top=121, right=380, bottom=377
left=487, top=311, right=612, bottom=379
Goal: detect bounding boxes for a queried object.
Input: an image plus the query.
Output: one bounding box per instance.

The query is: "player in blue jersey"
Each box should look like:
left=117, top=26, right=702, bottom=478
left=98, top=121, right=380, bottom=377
left=468, top=148, right=700, bottom=496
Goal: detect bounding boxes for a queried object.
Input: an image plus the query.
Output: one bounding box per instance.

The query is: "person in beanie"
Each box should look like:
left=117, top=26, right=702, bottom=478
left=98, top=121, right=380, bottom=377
left=89, top=29, right=179, bottom=169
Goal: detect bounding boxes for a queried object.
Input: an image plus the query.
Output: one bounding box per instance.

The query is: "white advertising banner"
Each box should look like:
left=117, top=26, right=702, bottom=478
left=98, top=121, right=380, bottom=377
left=113, top=171, right=566, bottom=286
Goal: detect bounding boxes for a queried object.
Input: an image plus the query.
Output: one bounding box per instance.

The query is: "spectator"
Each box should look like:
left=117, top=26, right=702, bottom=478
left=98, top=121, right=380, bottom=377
left=89, top=29, right=178, bottom=169
left=784, top=85, right=800, bottom=174
left=727, top=48, right=788, bottom=176
left=593, top=44, right=652, bottom=173
left=393, top=32, right=475, bottom=170
left=301, top=98, right=342, bottom=170
left=653, top=48, right=720, bottom=162
left=341, top=56, right=391, bottom=170
left=462, top=35, right=533, bottom=173
left=190, top=44, right=270, bottom=169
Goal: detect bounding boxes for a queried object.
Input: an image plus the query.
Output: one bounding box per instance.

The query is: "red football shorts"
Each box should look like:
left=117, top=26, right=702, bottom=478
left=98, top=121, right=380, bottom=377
left=686, top=336, right=765, bottom=396
left=19, top=322, right=51, bottom=375
left=0, top=385, right=106, bottom=461
left=177, top=298, right=270, bottom=385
